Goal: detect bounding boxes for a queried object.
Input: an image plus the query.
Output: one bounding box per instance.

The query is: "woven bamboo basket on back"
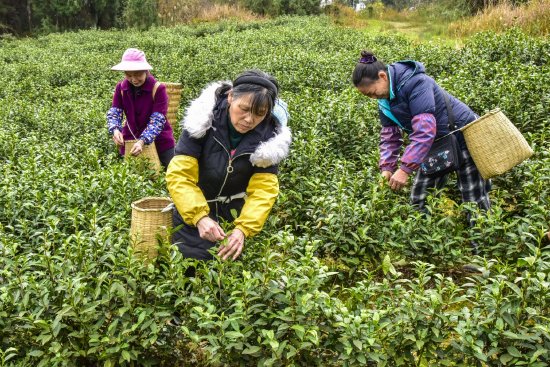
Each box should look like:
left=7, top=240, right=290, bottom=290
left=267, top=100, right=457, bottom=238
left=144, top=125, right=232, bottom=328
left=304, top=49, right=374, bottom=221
left=460, top=108, right=533, bottom=179
left=163, top=82, right=182, bottom=125
left=124, top=140, right=162, bottom=175
left=130, top=197, right=173, bottom=261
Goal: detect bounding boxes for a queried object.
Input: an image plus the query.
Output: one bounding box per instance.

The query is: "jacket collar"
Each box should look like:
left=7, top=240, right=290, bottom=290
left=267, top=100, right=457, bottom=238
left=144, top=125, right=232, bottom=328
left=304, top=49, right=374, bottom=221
left=388, top=60, right=423, bottom=99
left=182, top=81, right=292, bottom=168
left=388, top=66, right=396, bottom=100
left=121, top=74, right=156, bottom=92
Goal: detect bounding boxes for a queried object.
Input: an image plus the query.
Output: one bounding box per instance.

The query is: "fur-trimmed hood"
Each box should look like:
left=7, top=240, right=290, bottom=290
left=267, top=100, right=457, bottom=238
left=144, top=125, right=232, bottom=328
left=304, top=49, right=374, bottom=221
left=181, top=81, right=292, bottom=168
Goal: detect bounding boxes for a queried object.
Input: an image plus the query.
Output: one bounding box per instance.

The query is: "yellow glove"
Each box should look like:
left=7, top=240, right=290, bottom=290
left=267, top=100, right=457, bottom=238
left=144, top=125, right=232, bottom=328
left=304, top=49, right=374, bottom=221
left=234, top=173, right=279, bottom=238
left=166, top=155, right=209, bottom=226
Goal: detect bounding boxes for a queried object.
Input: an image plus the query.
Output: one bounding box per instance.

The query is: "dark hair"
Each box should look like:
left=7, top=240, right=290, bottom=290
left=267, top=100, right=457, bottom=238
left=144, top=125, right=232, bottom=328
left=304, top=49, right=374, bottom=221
left=217, top=69, right=279, bottom=116
left=352, top=50, right=386, bottom=87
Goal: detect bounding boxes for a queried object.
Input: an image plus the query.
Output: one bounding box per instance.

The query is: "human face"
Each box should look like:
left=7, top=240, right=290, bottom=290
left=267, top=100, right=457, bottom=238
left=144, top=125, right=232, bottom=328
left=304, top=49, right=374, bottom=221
left=227, top=92, right=268, bottom=134
left=124, top=70, right=147, bottom=87
left=356, top=70, right=390, bottom=99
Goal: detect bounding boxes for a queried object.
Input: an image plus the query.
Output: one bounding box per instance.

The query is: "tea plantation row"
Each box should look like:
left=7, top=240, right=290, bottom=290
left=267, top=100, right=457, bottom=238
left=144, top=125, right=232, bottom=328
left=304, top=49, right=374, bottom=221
left=0, top=16, right=548, bottom=366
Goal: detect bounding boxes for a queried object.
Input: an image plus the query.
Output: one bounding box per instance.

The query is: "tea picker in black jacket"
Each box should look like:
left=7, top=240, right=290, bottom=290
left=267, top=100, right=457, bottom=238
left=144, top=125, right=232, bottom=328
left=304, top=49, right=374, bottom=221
left=166, top=70, right=291, bottom=262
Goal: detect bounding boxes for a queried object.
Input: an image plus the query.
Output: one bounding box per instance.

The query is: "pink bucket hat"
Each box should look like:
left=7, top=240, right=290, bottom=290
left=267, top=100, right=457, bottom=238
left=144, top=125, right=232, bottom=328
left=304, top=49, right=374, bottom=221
left=111, top=48, right=153, bottom=71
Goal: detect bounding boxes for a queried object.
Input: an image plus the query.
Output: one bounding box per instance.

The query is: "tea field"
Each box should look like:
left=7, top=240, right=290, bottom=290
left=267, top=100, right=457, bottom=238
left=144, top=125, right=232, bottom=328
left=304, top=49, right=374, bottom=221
left=0, top=16, right=549, bottom=366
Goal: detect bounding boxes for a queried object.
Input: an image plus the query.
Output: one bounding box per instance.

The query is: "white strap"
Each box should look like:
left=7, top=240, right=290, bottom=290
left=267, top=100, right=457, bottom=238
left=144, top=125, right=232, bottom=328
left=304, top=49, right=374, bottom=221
left=207, top=192, right=247, bottom=204
left=161, top=202, right=175, bottom=213
left=121, top=81, right=162, bottom=141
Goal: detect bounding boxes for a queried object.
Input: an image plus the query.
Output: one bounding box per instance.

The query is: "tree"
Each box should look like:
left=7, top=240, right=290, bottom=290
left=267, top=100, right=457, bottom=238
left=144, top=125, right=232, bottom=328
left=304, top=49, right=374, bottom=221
left=0, top=0, right=30, bottom=34
left=124, top=0, right=158, bottom=29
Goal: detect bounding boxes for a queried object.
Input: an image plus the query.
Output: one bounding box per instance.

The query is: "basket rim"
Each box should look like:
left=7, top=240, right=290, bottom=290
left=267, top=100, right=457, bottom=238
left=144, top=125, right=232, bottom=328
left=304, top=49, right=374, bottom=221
left=131, top=196, right=173, bottom=212
left=460, top=108, right=502, bottom=132
left=164, top=82, right=182, bottom=88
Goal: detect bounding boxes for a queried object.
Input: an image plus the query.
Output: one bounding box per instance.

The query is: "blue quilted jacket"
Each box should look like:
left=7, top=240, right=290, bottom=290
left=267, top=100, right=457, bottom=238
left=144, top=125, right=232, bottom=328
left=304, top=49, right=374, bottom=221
left=378, top=61, right=478, bottom=139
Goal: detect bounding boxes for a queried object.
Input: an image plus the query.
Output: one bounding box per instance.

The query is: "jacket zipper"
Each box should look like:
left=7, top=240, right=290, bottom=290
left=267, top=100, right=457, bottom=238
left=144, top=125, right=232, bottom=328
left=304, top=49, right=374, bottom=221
left=212, top=136, right=251, bottom=199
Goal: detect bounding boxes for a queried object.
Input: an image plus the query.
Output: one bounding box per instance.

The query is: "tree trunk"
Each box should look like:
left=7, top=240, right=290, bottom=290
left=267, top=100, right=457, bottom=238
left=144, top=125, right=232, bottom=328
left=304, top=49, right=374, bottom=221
left=26, top=0, right=31, bottom=32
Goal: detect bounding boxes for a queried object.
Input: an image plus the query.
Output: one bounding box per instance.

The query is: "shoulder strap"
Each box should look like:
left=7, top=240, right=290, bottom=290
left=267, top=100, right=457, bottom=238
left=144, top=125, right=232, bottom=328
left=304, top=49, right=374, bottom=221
left=442, top=92, right=456, bottom=132
left=121, top=82, right=161, bottom=100
left=120, top=81, right=161, bottom=100
left=152, top=81, right=161, bottom=101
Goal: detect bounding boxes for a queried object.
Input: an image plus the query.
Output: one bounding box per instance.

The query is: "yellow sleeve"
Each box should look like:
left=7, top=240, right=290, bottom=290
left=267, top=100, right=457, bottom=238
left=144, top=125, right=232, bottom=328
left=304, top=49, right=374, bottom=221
left=166, top=155, right=210, bottom=226
left=234, top=173, right=279, bottom=238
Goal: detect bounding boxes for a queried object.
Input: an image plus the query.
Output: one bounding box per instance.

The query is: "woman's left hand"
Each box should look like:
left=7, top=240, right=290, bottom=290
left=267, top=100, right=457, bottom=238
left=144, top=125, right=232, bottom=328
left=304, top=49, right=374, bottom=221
left=389, top=168, right=410, bottom=191
left=218, top=228, right=245, bottom=261
left=130, top=140, right=144, bottom=156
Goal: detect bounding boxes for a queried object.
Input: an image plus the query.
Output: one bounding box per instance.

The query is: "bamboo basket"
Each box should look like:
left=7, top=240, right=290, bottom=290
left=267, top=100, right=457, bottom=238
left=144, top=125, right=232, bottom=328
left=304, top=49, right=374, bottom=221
left=124, top=140, right=162, bottom=174
left=460, top=108, right=533, bottom=179
left=163, top=82, right=182, bottom=125
left=130, top=197, right=173, bottom=261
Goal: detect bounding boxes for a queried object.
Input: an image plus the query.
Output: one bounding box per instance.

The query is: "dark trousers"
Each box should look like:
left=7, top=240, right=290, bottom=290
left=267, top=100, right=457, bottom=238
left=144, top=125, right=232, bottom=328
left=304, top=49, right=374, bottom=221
left=411, top=148, right=491, bottom=211
left=158, top=148, right=174, bottom=169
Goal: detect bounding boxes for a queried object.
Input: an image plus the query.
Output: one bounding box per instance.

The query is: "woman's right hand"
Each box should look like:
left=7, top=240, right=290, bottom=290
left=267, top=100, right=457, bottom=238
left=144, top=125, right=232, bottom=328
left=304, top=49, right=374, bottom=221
left=112, top=130, right=124, bottom=146
left=381, top=171, right=392, bottom=180
left=197, top=216, right=226, bottom=243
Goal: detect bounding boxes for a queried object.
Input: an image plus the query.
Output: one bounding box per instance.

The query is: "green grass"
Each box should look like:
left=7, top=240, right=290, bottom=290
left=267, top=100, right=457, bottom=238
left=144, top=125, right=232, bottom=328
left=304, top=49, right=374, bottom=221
left=360, top=18, right=463, bottom=46
left=0, top=16, right=549, bottom=366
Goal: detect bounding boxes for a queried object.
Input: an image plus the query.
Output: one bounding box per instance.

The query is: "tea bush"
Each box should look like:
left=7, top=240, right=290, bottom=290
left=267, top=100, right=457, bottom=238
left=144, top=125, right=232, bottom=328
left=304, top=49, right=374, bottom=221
left=0, top=16, right=548, bottom=366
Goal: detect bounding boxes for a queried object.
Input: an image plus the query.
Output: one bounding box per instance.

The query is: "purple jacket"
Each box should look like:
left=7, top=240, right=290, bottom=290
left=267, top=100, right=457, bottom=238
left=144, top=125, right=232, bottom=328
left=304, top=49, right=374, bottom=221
left=109, top=74, right=175, bottom=155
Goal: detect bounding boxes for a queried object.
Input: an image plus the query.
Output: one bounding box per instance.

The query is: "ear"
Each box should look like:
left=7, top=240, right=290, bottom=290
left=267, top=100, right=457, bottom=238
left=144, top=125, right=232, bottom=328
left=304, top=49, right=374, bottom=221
left=379, top=70, right=388, bottom=82
left=227, top=90, right=233, bottom=105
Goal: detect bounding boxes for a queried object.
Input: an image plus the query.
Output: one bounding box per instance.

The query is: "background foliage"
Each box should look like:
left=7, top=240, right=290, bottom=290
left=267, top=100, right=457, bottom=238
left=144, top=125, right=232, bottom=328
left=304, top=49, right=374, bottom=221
left=0, top=16, right=549, bottom=366
left=1, top=0, right=540, bottom=35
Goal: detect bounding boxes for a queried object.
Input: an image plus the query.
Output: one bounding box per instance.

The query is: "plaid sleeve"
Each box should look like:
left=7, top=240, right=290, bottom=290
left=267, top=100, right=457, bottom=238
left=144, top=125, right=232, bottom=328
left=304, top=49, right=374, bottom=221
left=400, top=113, right=436, bottom=174
left=140, top=112, right=166, bottom=145
left=106, top=107, right=123, bottom=135
left=379, top=125, right=403, bottom=173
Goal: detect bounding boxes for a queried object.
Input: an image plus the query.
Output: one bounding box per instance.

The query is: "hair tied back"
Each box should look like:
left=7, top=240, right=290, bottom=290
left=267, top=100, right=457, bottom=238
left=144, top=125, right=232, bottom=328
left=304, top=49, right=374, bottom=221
left=359, top=52, right=377, bottom=64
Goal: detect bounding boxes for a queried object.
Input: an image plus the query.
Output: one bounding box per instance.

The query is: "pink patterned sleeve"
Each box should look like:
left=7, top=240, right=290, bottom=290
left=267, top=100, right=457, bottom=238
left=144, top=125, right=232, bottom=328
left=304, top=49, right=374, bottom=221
left=379, top=125, right=403, bottom=173
left=400, top=113, right=436, bottom=174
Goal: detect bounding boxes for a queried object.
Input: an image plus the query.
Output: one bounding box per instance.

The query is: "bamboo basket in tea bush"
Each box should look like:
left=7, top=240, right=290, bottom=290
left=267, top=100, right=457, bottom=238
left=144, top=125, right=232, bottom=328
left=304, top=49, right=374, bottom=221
left=130, top=197, right=173, bottom=261
left=124, top=140, right=162, bottom=174
left=460, top=108, right=533, bottom=179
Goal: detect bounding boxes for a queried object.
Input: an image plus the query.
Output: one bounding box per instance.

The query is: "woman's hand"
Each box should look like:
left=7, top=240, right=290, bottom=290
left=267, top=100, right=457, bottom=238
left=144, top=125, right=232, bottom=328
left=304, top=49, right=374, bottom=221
left=389, top=169, right=410, bottom=191
left=197, top=216, right=226, bottom=243
left=130, top=139, right=145, bottom=156
left=218, top=228, right=245, bottom=261
left=381, top=171, right=392, bottom=181
left=112, top=130, right=124, bottom=146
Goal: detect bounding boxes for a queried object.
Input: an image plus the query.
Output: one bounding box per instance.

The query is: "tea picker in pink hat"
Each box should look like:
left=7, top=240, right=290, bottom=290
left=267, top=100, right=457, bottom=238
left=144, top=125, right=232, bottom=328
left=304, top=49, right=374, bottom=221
left=106, top=48, right=175, bottom=167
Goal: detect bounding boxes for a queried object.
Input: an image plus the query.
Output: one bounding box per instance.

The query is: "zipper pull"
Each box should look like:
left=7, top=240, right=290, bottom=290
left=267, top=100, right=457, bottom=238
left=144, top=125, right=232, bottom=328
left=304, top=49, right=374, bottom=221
left=227, top=160, right=234, bottom=173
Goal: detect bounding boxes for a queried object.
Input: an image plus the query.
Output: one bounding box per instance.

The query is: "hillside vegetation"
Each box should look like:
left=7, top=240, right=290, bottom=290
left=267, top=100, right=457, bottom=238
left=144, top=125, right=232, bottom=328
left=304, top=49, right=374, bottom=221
left=0, top=16, right=549, bottom=366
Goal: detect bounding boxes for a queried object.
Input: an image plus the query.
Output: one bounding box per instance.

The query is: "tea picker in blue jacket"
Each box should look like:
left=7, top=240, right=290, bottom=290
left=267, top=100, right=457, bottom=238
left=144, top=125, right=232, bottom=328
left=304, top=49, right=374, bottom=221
left=352, top=50, right=491, bottom=251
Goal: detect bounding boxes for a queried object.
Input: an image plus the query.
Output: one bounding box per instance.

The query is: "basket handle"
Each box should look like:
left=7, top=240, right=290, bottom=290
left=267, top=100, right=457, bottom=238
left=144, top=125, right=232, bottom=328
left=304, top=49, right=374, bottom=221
left=161, top=202, right=175, bottom=213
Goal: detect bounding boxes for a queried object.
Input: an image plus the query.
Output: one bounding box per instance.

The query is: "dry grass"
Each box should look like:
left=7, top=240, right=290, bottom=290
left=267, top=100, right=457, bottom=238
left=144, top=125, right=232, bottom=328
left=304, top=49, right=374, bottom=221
left=195, top=4, right=259, bottom=23
left=324, top=3, right=370, bottom=28
left=449, top=0, right=550, bottom=37
left=158, top=1, right=259, bottom=26
left=374, top=7, right=412, bottom=22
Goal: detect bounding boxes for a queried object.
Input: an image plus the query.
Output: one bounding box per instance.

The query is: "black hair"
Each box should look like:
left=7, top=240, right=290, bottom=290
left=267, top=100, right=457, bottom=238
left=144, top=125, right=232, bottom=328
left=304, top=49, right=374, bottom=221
left=217, top=69, right=279, bottom=116
left=352, top=50, right=387, bottom=87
